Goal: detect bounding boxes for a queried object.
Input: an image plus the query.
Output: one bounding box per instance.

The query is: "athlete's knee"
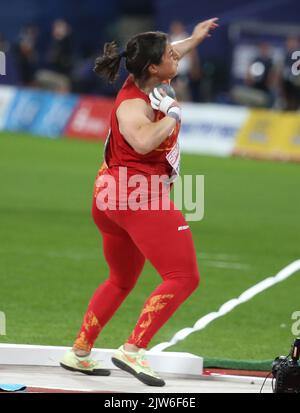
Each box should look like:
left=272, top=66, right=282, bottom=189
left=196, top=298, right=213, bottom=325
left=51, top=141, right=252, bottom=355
left=192, top=270, right=200, bottom=290
left=109, top=264, right=143, bottom=293
left=164, top=266, right=200, bottom=294
left=182, top=259, right=200, bottom=292
left=186, top=268, right=200, bottom=293
left=182, top=253, right=200, bottom=292
left=108, top=276, right=137, bottom=293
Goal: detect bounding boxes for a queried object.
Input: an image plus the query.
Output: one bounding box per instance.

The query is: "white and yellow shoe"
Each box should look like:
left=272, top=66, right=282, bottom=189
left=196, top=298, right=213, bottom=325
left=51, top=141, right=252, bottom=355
left=60, top=350, right=111, bottom=376
left=112, top=345, right=165, bottom=387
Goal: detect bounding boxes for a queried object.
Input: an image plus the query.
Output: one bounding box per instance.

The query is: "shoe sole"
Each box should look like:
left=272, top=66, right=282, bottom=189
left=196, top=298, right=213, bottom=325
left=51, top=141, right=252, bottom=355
left=60, top=362, right=111, bottom=376
left=111, top=357, right=165, bottom=387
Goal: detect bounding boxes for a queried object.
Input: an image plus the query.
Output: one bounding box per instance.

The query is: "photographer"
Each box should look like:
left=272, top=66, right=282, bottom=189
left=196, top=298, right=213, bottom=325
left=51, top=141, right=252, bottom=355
left=272, top=338, right=300, bottom=393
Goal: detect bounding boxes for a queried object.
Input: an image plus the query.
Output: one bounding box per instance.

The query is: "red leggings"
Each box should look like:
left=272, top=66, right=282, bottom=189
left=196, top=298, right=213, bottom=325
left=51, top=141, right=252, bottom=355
left=73, top=198, right=200, bottom=351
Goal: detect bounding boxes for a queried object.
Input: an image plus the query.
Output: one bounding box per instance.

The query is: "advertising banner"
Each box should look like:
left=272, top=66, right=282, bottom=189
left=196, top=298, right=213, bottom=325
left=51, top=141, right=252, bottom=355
left=234, top=109, right=300, bottom=162
left=4, top=89, right=78, bottom=138
left=4, top=89, right=48, bottom=133
left=64, top=96, right=114, bottom=141
left=180, top=103, right=249, bottom=156
left=30, top=92, right=78, bottom=138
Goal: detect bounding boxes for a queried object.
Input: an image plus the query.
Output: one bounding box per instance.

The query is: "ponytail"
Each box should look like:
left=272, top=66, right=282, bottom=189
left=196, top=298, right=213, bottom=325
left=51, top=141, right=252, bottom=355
left=93, top=41, right=124, bottom=83
left=94, top=32, right=167, bottom=83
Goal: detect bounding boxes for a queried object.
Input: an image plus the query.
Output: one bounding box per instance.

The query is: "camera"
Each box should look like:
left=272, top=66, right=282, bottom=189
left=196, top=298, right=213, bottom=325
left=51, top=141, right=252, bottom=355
left=272, top=338, right=300, bottom=393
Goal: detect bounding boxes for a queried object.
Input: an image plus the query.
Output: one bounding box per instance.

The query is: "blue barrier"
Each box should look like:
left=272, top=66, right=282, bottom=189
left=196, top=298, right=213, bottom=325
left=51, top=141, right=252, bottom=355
left=31, top=92, right=78, bottom=138
left=5, top=89, right=48, bottom=133
left=4, top=89, right=78, bottom=138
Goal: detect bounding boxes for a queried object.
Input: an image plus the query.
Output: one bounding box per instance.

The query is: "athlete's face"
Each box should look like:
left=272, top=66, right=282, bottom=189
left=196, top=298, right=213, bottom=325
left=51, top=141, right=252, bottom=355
left=149, top=43, right=179, bottom=80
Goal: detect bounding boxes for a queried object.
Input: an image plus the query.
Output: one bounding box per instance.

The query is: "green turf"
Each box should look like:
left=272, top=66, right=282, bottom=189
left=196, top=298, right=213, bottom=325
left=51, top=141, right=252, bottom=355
left=0, top=131, right=299, bottom=367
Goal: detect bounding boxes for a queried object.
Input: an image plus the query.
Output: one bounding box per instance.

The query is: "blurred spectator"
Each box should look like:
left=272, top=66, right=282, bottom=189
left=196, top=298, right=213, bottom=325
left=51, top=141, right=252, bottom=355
left=280, top=35, right=300, bottom=111
left=169, top=21, right=202, bottom=102
left=70, top=44, right=119, bottom=96
left=14, top=24, right=39, bottom=86
left=71, top=47, right=96, bottom=94
left=0, top=32, right=10, bottom=53
left=48, top=19, right=73, bottom=75
left=246, top=43, right=274, bottom=95
left=35, top=19, right=73, bottom=92
left=34, top=69, right=71, bottom=93
left=232, top=42, right=276, bottom=108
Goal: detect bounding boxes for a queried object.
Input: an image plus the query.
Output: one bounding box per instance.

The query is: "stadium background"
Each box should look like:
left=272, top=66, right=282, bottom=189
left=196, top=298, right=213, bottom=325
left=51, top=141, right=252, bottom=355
left=0, top=0, right=300, bottom=371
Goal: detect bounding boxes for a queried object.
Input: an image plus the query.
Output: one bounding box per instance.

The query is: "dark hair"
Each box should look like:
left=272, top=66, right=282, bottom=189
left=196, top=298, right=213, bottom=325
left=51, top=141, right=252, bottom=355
left=93, top=31, right=168, bottom=83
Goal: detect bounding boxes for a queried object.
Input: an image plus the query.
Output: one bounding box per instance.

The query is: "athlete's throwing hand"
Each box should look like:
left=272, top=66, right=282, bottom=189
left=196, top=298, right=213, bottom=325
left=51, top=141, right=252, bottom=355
left=149, top=88, right=181, bottom=122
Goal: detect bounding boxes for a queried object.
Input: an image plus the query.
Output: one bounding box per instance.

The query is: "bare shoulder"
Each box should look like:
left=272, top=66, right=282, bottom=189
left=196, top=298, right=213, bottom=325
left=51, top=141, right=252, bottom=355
left=117, top=98, right=154, bottom=123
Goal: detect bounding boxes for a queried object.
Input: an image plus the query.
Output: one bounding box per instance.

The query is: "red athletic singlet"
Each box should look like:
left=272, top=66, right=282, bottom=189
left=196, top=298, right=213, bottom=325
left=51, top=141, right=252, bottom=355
left=94, top=75, right=181, bottom=208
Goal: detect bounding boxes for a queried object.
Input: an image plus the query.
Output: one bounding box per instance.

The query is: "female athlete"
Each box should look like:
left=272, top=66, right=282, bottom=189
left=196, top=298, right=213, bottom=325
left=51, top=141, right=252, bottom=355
left=61, top=18, right=218, bottom=387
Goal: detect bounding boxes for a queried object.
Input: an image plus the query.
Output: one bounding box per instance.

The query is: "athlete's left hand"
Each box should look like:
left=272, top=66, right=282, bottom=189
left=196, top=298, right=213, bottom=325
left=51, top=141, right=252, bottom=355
left=192, top=18, right=219, bottom=43
left=149, top=87, right=181, bottom=122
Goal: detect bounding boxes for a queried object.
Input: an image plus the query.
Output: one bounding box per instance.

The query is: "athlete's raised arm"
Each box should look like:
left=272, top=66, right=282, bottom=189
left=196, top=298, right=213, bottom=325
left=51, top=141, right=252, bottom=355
left=171, top=18, right=219, bottom=60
